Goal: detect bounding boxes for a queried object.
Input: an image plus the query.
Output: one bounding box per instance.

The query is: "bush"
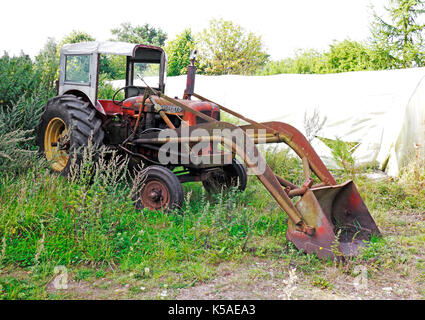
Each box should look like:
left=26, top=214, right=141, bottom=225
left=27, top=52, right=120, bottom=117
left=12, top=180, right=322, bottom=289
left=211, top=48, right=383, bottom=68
left=259, top=49, right=325, bottom=75
left=258, top=40, right=390, bottom=76
left=0, top=125, right=36, bottom=174
left=0, top=53, right=41, bottom=109
left=0, top=91, right=46, bottom=138
left=398, top=152, right=425, bottom=197
left=0, top=90, right=50, bottom=173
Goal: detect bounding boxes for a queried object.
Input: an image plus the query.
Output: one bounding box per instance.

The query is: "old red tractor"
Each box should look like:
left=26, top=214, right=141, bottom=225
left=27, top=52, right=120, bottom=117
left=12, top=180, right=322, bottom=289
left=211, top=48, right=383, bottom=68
left=37, top=41, right=380, bottom=259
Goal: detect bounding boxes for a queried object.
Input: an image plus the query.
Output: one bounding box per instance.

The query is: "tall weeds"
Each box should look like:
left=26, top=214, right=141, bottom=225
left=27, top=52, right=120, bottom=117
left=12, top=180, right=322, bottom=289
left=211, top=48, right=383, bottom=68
left=398, top=146, right=425, bottom=196
left=0, top=91, right=46, bottom=137
left=0, top=89, right=50, bottom=173
left=0, top=123, right=36, bottom=173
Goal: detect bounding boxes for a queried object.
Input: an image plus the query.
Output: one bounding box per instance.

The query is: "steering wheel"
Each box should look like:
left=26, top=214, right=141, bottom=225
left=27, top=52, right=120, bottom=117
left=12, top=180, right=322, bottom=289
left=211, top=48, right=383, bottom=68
left=112, top=86, right=143, bottom=106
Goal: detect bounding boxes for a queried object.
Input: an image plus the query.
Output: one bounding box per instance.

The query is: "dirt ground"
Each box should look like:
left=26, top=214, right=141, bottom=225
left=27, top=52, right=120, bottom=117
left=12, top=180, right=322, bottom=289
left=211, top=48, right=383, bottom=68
left=44, top=255, right=423, bottom=300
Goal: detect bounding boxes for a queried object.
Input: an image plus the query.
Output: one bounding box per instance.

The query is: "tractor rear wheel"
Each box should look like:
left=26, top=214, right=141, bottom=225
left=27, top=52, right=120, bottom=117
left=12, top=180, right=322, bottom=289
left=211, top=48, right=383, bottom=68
left=135, top=165, right=184, bottom=212
left=36, top=94, right=104, bottom=176
left=203, top=158, right=247, bottom=194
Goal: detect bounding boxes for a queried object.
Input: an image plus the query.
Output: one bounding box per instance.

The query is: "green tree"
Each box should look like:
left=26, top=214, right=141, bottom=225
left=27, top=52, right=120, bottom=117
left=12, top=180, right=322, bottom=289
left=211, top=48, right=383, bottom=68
left=259, top=49, right=325, bottom=75
left=370, top=0, right=425, bottom=68
left=197, top=19, right=268, bottom=75
left=99, top=55, right=126, bottom=80
left=259, top=39, right=396, bottom=75
left=165, top=29, right=196, bottom=76
left=35, top=37, right=59, bottom=94
left=111, top=22, right=167, bottom=46
left=289, top=49, right=326, bottom=74
left=323, top=40, right=384, bottom=72
left=108, top=23, right=167, bottom=81
left=58, top=30, right=95, bottom=52
left=0, top=52, right=40, bottom=108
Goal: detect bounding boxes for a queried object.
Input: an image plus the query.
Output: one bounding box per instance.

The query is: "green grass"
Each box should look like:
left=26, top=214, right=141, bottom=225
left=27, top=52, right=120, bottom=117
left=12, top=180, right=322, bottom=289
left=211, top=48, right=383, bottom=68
left=0, top=276, right=40, bottom=299
left=311, top=275, right=333, bottom=290
left=0, top=152, right=294, bottom=299
left=0, top=146, right=424, bottom=299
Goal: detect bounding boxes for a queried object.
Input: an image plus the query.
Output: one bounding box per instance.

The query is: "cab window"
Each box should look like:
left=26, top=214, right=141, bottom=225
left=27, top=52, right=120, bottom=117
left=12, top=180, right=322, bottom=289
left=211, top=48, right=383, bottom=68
left=133, top=62, right=160, bottom=88
left=65, top=55, right=90, bottom=84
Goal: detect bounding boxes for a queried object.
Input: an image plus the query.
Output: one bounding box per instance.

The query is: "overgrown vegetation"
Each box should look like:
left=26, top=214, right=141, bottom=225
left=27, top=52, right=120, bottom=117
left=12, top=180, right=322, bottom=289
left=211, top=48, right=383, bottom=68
left=0, top=0, right=424, bottom=300
left=0, top=143, right=294, bottom=299
left=2, top=100, right=422, bottom=300
left=0, top=53, right=44, bottom=109
left=0, top=138, right=424, bottom=299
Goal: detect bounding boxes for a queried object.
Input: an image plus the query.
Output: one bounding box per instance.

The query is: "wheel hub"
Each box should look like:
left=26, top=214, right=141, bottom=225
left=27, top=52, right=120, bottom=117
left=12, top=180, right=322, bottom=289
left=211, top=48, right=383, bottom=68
left=44, top=117, right=69, bottom=172
left=149, top=189, right=162, bottom=201
left=141, top=179, right=170, bottom=210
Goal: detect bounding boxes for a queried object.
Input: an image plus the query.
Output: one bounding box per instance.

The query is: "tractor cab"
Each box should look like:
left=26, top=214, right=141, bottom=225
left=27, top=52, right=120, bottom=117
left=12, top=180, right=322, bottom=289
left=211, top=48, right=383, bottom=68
left=59, top=41, right=167, bottom=111
left=58, top=41, right=220, bottom=127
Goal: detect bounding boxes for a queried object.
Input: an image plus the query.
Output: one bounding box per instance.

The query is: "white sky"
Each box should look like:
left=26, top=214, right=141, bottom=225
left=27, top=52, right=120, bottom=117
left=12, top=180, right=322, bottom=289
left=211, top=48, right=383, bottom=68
left=1, top=0, right=388, bottom=60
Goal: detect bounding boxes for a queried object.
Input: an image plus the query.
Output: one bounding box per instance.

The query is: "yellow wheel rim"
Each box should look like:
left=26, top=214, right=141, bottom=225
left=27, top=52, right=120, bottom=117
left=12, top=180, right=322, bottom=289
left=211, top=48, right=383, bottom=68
left=44, top=117, right=69, bottom=172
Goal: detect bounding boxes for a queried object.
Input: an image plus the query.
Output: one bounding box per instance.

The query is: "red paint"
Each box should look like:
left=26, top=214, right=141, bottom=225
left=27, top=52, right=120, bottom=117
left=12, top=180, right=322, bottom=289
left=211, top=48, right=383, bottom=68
left=98, top=99, right=133, bottom=116
left=349, top=190, right=361, bottom=207
left=98, top=98, right=219, bottom=123
left=315, top=225, right=326, bottom=235
left=182, top=102, right=220, bottom=126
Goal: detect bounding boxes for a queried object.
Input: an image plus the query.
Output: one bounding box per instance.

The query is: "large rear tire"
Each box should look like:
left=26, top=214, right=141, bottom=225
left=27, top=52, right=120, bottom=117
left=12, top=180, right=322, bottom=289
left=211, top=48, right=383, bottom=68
left=36, top=94, right=104, bottom=176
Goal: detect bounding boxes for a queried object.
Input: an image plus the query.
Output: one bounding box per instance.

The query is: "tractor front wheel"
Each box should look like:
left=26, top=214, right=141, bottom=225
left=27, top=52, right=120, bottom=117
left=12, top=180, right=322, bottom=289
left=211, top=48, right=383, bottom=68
left=36, top=95, right=104, bottom=176
left=135, top=165, right=184, bottom=212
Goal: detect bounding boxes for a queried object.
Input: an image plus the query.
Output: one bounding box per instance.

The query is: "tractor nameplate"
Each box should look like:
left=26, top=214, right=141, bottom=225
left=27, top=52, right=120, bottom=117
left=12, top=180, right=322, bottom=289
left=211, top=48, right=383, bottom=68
left=161, top=105, right=183, bottom=113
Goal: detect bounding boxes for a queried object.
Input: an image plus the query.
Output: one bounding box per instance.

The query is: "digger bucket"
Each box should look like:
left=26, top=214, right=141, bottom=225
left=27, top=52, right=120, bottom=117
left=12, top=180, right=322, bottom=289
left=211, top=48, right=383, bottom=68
left=287, top=180, right=381, bottom=259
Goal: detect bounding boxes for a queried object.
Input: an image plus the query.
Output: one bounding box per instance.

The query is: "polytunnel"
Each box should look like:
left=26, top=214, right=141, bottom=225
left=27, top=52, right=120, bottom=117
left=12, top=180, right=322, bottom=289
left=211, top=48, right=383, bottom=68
left=112, top=67, right=425, bottom=176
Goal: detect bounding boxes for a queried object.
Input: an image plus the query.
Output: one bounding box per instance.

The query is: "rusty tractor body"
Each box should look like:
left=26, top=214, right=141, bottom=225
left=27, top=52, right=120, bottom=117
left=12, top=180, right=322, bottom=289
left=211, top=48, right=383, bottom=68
left=37, top=41, right=380, bottom=260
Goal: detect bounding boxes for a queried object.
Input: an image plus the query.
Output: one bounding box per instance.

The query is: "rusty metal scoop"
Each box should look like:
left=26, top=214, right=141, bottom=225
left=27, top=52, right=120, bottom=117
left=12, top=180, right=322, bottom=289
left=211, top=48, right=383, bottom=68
left=287, top=180, right=381, bottom=259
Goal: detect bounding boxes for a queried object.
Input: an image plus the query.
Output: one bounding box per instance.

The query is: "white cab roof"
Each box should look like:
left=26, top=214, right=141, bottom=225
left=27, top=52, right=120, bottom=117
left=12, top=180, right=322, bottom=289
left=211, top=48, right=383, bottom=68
left=61, top=41, right=163, bottom=56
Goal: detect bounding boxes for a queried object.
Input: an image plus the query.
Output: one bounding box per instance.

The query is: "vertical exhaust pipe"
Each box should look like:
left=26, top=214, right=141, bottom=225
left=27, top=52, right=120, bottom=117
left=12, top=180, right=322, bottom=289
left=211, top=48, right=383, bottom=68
left=184, top=50, right=197, bottom=100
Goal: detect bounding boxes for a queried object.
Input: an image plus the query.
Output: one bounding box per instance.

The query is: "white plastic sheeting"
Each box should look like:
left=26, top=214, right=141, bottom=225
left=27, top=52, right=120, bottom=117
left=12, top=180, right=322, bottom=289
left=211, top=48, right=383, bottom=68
left=112, top=68, right=425, bottom=176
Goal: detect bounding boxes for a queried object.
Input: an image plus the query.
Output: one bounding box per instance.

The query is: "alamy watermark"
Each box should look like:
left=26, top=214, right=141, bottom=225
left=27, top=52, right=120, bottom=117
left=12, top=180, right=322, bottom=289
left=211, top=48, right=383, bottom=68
left=52, top=265, right=68, bottom=290
left=353, top=265, right=368, bottom=291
